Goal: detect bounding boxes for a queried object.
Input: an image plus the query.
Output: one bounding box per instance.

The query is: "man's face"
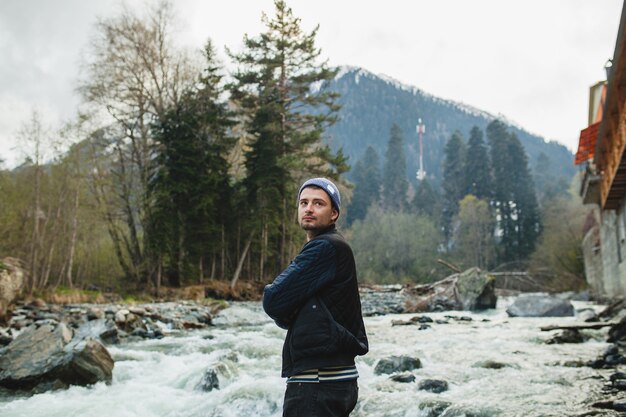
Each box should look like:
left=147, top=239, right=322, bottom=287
left=298, top=186, right=339, bottom=234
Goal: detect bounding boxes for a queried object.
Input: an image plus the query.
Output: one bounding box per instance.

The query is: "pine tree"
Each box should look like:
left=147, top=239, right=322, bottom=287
left=464, top=126, right=492, bottom=200
left=411, top=178, right=441, bottom=220
left=441, top=130, right=466, bottom=246
left=228, top=0, right=343, bottom=280
left=507, top=132, right=541, bottom=260
left=382, top=124, right=408, bottom=211
left=534, top=152, right=568, bottom=203
left=347, top=146, right=381, bottom=226
left=487, top=120, right=540, bottom=264
left=148, top=40, right=235, bottom=286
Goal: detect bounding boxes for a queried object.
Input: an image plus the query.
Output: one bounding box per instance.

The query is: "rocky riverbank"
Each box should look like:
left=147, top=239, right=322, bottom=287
left=0, top=299, right=228, bottom=392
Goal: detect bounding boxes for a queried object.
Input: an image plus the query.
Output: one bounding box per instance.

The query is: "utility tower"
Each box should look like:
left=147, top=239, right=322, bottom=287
left=416, top=118, right=426, bottom=181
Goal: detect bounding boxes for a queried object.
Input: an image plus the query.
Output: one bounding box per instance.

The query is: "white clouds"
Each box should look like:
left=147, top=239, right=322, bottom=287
left=0, top=0, right=622, bottom=166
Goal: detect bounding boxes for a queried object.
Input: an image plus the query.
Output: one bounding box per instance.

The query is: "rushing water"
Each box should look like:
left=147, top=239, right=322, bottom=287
left=0, top=297, right=614, bottom=417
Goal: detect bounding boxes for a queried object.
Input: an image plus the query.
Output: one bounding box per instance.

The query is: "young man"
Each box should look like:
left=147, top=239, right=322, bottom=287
left=263, top=177, right=369, bottom=417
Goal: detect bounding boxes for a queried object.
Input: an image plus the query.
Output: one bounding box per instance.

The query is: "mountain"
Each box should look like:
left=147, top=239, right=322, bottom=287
left=322, top=67, right=575, bottom=191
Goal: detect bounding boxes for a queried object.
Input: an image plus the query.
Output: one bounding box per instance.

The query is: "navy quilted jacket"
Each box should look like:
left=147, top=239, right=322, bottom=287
left=263, top=225, right=369, bottom=377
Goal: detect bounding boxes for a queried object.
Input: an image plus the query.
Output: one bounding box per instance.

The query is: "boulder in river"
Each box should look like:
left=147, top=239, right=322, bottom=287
left=418, top=379, right=449, bottom=393
left=0, top=322, right=114, bottom=391
left=506, top=294, right=574, bottom=317
left=608, top=315, right=626, bottom=342
left=74, top=319, right=119, bottom=345
left=403, top=268, right=497, bottom=313
left=545, top=329, right=584, bottom=344
left=389, top=372, right=415, bottom=383
left=374, top=355, right=421, bottom=375
left=196, top=368, right=219, bottom=392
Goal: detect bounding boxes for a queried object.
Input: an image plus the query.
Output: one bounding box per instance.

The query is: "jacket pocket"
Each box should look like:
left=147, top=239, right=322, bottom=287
left=289, top=297, right=337, bottom=361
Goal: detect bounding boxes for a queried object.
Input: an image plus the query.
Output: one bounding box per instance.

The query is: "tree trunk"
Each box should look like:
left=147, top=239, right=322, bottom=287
left=231, top=232, right=254, bottom=290
left=156, top=261, right=162, bottom=298
left=66, top=187, right=80, bottom=288
left=259, top=222, right=266, bottom=282
left=221, top=224, right=225, bottom=278
left=28, top=164, right=42, bottom=293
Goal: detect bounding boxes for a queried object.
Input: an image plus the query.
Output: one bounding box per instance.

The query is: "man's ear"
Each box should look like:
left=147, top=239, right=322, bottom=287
left=331, top=208, right=339, bottom=223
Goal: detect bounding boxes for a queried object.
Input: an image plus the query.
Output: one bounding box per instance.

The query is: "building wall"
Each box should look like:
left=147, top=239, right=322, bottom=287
left=582, top=225, right=603, bottom=294
left=599, top=209, right=626, bottom=297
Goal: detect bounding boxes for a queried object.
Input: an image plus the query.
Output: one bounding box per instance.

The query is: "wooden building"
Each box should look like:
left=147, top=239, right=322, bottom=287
left=577, top=3, right=626, bottom=297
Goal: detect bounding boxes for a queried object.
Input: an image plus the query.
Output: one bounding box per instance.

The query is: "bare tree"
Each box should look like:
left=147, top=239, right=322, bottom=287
left=78, top=1, right=197, bottom=284
left=455, top=195, right=496, bottom=270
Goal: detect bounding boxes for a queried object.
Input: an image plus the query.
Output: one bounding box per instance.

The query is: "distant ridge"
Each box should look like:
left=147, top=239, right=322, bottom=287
left=323, top=66, right=574, bottom=190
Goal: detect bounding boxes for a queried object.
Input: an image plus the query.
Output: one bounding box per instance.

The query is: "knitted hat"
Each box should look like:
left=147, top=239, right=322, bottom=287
left=297, top=178, right=341, bottom=213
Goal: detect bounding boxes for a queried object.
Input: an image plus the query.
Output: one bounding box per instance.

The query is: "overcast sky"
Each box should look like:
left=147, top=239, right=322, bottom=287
left=0, top=0, right=622, bottom=167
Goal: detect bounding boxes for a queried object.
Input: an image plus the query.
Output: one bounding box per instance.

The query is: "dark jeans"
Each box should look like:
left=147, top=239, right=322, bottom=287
left=283, top=380, right=358, bottom=417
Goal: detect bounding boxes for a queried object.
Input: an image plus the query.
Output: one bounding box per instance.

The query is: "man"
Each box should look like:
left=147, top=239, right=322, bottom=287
left=263, top=177, right=369, bottom=417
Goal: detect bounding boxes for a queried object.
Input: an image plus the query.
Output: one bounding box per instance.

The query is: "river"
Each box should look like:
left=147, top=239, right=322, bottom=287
left=0, top=297, right=613, bottom=417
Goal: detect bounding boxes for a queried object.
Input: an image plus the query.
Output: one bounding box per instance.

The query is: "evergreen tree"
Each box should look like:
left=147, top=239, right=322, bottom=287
left=347, top=146, right=381, bottom=226
left=228, top=0, right=344, bottom=280
left=534, top=152, right=568, bottom=203
left=411, top=178, right=441, bottom=220
left=441, top=130, right=466, bottom=246
left=507, top=132, right=541, bottom=259
left=148, top=41, right=235, bottom=286
left=464, top=126, right=492, bottom=200
left=487, top=120, right=540, bottom=264
left=382, top=124, right=408, bottom=211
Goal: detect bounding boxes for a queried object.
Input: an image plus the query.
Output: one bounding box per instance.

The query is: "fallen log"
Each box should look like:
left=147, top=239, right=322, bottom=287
left=540, top=322, right=618, bottom=332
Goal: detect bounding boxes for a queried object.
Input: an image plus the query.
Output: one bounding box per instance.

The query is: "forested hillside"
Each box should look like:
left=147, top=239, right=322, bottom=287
left=324, top=67, right=575, bottom=191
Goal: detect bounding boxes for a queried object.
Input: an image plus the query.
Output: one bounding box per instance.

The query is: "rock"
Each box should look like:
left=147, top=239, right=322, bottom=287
left=0, top=322, right=113, bottom=391
left=545, top=329, right=584, bottom=344
left=592, top=399, right=626, bottom=412
left=391, top=319, right=415, bottom=326
left=196, top=368, right=219, bottom=392
left=182, top=320, right=206, bottom=330
left=389, top=372, right=415, bottom=383
left=0, top=258, right=25, bottom=321
left=506, top=295, right=574, bottom=317
left=60, top=339, right=114, bottom=386
left=114, top=309, right=129, bottom=323
left=610, top=371, right=626, bottom=383
left=129, top=307, right=146, bottom=316
left=74, top=319, right=118, bottom=345
left=577, top=308, right=599, bottom=322
left=418, top=379, right=449, bottom=393
left=608, top=315, right=626, bottom=342
left=560, top=359, right=587, bottom=367
left=455, top=268, right=497, bottom=310
left=374, top=355, right=421, bottom=375
left=473, top=360, right=509, bottom=369
left=418, top=400, right=452, bottom=417
left=403, top=268, right=497, bottom=313
left=0, top=329, right=12, bottom=346
left=392, top=315, right=435, bottom=326
left=86, top=307, right=105, bottom=321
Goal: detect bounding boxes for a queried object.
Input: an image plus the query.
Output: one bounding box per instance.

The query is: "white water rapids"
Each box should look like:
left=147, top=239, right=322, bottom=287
left=0, top=297, right=613, bottom=417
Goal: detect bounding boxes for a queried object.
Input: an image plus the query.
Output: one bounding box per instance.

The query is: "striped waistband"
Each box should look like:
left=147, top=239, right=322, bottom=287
left=287, top=365, right=359, bottom=383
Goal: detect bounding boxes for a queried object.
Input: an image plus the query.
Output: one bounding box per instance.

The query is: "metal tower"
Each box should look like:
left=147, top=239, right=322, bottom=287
left=416, top=118, right=426, bottom=181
